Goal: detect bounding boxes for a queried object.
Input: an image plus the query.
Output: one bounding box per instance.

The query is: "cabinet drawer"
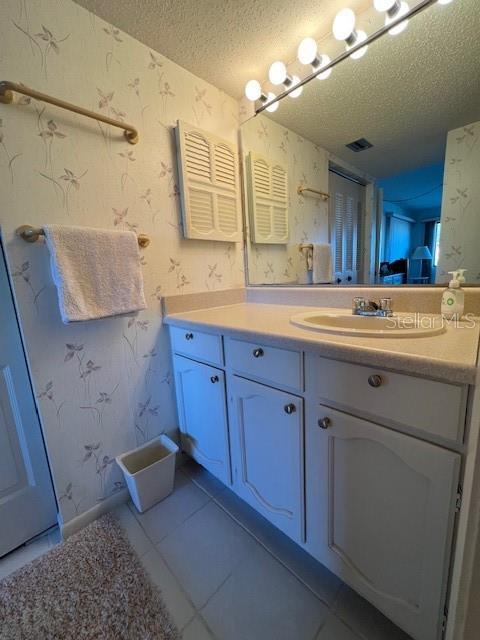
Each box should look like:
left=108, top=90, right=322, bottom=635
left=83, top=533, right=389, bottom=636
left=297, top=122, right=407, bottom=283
left=170, top=325, right=223, bottom=366
left=305, top=354, right=467, bottom=443
left=224, top=337, right=302, bottom=392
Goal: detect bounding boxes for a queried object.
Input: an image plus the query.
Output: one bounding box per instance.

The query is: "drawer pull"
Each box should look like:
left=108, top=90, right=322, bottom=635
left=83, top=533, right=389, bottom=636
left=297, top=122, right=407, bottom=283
left=253, top=347, right=264, bottom=358
left=284, top=403, right=296, bottom=415
left=318, top=417, right=332, bottom=429
left=185, top=332, right=194, bottom=341
left=210, top=375, right=219, bottom=384
left=368, top=374, right=383, bottom=388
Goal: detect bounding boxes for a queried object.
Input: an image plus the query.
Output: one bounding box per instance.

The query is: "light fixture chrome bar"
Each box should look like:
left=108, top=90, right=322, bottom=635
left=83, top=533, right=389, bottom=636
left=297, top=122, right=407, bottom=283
left=255, top=0, right=437, bottom=115
left=387, top=0, right=403, bottom=18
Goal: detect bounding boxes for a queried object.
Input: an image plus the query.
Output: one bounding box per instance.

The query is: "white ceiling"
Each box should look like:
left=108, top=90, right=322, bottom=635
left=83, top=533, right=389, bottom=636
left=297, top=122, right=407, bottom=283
left=73, top=0, right=370, bottom=98
left=74, top=0, right=480, bottom=177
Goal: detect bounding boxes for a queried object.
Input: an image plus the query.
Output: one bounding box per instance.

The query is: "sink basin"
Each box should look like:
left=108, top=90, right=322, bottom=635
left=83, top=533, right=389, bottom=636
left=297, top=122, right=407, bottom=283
left=290, top=312, right=446, bottom=338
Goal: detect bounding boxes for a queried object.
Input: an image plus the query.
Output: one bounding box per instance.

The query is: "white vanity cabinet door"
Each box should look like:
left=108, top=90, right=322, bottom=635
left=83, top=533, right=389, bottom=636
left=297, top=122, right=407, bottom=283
left=305, top=404, right=460, bottom=640
left=173, top=355, right=231, bottom=484
left=229, top=376, right=304, bottom=543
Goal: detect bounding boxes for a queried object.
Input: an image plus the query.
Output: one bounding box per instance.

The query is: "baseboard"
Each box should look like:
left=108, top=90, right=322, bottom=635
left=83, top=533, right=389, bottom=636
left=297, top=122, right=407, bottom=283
left=59, top=489, right=129, bottom=539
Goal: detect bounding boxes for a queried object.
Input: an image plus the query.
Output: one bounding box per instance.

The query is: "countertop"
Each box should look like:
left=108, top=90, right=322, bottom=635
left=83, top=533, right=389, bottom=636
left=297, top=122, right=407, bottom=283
left=164, top=303, right=480, bottom=385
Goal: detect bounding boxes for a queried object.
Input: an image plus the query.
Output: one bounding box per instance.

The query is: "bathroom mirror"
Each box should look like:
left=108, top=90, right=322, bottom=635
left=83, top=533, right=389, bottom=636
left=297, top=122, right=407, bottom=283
left=240, top=0, right=480, bottom=286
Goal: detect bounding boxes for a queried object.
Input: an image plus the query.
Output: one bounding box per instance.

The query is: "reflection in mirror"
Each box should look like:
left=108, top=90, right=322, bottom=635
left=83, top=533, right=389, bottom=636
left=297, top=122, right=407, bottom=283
left=240, top=0, right=480, bottom=286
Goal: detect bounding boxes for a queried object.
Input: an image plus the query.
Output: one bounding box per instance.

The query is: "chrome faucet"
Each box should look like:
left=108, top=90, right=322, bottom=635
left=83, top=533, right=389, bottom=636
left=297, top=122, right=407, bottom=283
left=352, top=297, right=393, bottom=317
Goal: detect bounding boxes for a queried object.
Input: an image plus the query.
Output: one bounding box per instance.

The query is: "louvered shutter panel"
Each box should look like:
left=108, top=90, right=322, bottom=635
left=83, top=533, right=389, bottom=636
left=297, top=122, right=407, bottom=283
left=175, top=121, right=242, bottom=242
left=247, top=152, right=288, bottom=244
left=331, top=190, right=361, bottom=284
left=333, top=192, right=344, bottom=276
left=344, top=196, right=354, bottom=272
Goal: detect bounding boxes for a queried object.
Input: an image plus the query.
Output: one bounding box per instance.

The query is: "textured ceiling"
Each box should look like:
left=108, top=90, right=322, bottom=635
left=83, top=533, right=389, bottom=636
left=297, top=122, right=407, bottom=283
left=73, top=0, right=480, bottom=178
left=262, top=0, right=480, bottom=177
left=73, top=0, right=370, bottom=98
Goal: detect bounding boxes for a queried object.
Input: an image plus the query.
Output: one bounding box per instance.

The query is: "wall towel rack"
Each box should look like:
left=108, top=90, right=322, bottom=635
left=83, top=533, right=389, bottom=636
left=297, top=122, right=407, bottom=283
left=16, top=225, right=150, bottom=248
left=299, top=243, right=314, bottom=252
left=297, top=186, right=329, bottom=201
left=0, top=81, right=139, bottom=144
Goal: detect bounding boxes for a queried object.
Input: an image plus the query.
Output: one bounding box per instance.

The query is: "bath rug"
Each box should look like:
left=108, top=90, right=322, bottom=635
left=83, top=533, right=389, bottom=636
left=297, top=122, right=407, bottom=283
left=0, top=513, right=179, bottom=640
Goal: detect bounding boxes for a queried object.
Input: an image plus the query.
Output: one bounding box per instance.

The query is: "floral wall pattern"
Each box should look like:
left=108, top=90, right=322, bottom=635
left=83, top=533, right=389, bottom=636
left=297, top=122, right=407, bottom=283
left=0, top=0, right=243, bottom=524
left=437, top=121, right=480, bottom=284
left=241, top=114, right=330, bottom=285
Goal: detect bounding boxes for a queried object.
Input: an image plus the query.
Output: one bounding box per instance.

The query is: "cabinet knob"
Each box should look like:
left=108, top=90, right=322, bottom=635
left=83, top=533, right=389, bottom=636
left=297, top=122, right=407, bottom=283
left=210, top=375, right=219, bottom=384
left=318, top=417, right=331, bottom=429
left=284, top=403, right=296, bottom=415
left=368, top=374, right=383, bottom=388
left=185, top=332, right=194, bottom=341
left=253, top=348, right=264, bottom=358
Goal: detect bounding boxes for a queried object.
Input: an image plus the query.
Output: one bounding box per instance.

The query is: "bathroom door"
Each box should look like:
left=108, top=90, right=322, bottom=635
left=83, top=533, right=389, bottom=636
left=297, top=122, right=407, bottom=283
left=0, top=245, right=57, bottom=556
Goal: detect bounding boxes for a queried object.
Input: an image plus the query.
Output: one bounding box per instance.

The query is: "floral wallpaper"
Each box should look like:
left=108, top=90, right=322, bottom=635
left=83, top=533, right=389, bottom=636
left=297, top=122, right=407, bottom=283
left=0, top=0, right=243, bottom=524
left=437, top=120, right=480, bottom=284
left=241, top=114, right=330, bottom=285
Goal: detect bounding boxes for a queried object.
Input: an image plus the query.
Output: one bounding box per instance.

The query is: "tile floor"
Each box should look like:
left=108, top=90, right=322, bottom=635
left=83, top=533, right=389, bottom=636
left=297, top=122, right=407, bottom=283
left=0, top=526, right=61, bottom=581
left=117, top=461, right=413, bottom=640
left=0, top=461, right=413, bottom=640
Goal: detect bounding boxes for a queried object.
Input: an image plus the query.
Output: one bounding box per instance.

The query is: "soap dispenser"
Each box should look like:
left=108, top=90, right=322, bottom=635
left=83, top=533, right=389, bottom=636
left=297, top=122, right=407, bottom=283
left=441, top=269, right=467, bottom=320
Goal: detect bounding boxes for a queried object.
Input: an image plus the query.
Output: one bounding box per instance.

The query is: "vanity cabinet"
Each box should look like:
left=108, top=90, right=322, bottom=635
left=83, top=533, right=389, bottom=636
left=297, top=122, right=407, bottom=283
left=228, top=376, right=304, bottom=543
left=169, top=324, right=467, bottom=640
left=305, top=403, right=460, bottom=640
left=173, top=355, right=231, bottom=484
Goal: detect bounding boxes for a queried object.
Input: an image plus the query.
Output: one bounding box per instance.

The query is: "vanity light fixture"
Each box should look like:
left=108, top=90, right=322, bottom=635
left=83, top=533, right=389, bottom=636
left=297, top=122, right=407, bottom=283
left=289, top=76, right=303, bottom=98
left=374, top=0, right=410, bottom=35
left=297, top=37, right=318, bottom=65
left=244, top=79, right=263, bottom=102
left=333, top=8, right=368, bottom=59
left=265, top=92, right=279, bottom=112
left=317, top=55, right=333, bottom=80
left=268, top=61, right=288, bottom=86
left=297, top=38, right=332, bottom=80
left=245, top=0, right=446, bottom=113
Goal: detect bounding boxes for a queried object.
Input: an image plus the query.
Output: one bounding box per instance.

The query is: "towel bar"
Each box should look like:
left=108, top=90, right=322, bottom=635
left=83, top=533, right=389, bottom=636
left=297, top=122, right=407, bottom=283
left=16, top=225, right=150, bottom=248
left=297, top=186, right=329, bottom=201
left=0, top=81, right=139, bottom=144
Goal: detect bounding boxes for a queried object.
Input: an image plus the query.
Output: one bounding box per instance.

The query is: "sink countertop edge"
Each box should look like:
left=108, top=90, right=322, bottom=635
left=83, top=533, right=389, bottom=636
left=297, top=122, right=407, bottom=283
left=164, top=303, right=479, bottom=386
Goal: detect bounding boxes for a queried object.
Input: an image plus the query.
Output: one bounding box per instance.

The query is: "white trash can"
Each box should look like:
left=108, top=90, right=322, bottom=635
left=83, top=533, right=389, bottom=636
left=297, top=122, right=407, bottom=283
left=116, top=435, right=179, bottom=513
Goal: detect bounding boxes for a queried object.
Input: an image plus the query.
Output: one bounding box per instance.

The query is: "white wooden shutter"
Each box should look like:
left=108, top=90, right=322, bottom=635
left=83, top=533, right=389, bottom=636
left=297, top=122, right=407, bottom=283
left=175, top=121, right=241, bottom=242
left=247, top=152, right=288, bottom=244
left=331, top=178, right=362, bottom=284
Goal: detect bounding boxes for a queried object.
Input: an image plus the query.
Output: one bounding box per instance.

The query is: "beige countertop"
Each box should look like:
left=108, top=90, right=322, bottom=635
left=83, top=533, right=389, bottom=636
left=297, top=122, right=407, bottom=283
left=165, top=303, right=480, bottom=385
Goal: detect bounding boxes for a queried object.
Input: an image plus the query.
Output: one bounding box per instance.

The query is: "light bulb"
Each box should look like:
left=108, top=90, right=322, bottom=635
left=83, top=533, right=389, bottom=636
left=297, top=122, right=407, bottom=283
left=348, top=30, right=368, bottom=59
left=244, top=79, right=262, bottom=101
left=268, top=61, right=287, bottom=86
left=265, top=92, right=279, bottom=112
left=297, top=37, right=318, bottom=65
left=438, top=0, right=453, bottom=4
left=289, top=76, right=303, bottom=98
left=374, top=0, right=397, bottom=10
left=317, top=55, right=332, bottom=80
left=333, top=8, right=356, bottom=41
left=386, top=1, right=409, bottom=35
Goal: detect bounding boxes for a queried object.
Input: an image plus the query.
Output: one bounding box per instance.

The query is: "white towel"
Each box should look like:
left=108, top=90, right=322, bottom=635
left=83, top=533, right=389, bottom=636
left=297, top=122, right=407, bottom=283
left=312, top=243, right=333, bottom=284
left=44, top=224, right=147, bottom=323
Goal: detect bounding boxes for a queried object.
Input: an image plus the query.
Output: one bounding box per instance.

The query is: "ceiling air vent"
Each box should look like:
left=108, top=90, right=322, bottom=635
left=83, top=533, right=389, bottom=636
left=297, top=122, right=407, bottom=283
left=346, top=138, right=373, bottom=152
